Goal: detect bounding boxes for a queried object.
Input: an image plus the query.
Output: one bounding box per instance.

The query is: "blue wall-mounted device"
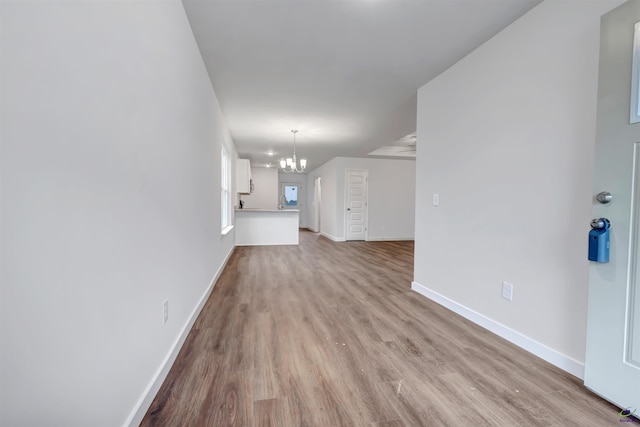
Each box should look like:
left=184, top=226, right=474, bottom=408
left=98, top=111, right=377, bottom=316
left=588, top=218, right=611, bottom=263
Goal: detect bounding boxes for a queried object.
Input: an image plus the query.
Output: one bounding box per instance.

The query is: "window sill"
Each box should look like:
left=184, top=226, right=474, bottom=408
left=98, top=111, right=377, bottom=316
left=221, top=225, right=234, bottom=236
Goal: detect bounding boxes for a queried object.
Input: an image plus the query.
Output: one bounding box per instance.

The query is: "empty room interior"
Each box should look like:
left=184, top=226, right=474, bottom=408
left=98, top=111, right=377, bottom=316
left=2, top=0, right=640, bottom=425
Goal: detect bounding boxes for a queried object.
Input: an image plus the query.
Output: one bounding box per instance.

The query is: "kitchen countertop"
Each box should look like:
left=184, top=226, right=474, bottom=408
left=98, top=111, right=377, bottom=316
left=235, top=208, right=300, bottom=212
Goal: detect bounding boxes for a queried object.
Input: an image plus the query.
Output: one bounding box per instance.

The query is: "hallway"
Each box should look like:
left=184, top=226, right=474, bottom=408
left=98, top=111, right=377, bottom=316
left=142, top=231, right=619, bottom=426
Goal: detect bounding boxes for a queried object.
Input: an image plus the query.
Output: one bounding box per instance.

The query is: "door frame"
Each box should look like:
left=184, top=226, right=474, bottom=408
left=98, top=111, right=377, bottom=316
left=313, top=176, right=322, bottom=233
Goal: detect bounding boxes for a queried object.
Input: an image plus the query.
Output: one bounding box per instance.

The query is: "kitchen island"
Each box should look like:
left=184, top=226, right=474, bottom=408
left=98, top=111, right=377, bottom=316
left=235, top=209, right=299, bottom=246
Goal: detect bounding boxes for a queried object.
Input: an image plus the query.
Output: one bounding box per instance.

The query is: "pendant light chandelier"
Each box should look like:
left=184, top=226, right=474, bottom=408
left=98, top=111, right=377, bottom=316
left=280, top=129, right=307, bottom=173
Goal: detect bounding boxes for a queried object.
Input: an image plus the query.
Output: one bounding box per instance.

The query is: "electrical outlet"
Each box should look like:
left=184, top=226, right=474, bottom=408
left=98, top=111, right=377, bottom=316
left=433, top=193, right=440, bottom=207
left=502, top=282, right=513, bottom=301
left=163, top=300, right=169, bottom=324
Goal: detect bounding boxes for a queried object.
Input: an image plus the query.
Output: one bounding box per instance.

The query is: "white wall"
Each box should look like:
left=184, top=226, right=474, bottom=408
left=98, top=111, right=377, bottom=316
left=413, top=0, right=625, bottom=376
left=307, top=159, right=340, bottom=240
left=307, top=157, right=416, bottom=241
left=1, top=1, right=236, bottom=426
left=278, top=172, right=308, bottom=227
left=241, top=167, right=278, bottom=210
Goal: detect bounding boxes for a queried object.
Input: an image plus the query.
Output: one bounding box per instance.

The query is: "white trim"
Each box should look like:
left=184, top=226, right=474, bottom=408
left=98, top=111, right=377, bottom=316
left=626, top=143, right=640, bottom=368
left=221, top=146, right=233, bottom=230
left=221, top=225, right=234, bottom=236
left=631, top=21, right=640, bottom=124
left=125, top=246, right=235, bottom=427
left=320, top=231, right=346, bottom=242
left=411, top=281, right=585, bottom=379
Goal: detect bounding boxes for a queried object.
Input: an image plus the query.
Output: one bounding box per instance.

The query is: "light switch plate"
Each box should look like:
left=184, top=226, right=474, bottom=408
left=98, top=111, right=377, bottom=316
left=502, top=282, right=513, bottom=301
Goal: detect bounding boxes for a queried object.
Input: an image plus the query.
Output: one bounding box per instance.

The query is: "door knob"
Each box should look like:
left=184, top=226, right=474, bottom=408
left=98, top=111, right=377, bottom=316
left=596, top=191, right=613, bottom=204
left=590, top=218, right=611, bottom=229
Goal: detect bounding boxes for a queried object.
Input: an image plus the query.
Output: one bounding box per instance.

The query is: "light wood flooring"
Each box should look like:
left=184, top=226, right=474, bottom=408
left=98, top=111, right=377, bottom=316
left=142, top=231, right=621, bottom=426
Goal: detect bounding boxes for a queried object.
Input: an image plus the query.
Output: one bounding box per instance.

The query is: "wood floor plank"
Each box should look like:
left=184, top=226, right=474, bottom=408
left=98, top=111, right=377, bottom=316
left=142, top=231, right=621, bottom=426
left=371, top=420, right=404, bottom=427
left=254, top=398, right=292, bottom=427
left=252, top=312, right=281, bottom=401
left=195, top=369, right=254, bottom=426
left=142, top=331, right=222, bottom=427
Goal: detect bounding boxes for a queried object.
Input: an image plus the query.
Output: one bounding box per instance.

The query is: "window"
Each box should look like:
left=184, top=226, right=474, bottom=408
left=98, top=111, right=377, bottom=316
left=221, top=147, right=232, bottom=233
left=280, top=183, right=299, bottom=208
left=284, top=185, right=298, bottom=207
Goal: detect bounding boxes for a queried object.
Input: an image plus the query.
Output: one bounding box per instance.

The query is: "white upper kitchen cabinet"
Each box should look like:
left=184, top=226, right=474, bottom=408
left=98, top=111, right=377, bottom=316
left=236, top=159, right=252, bottom=194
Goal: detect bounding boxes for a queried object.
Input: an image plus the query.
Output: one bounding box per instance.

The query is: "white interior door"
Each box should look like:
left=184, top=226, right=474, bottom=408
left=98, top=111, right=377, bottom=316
left=585, top=2, right=640, bottom=414
left=345, top=170, right=367, bottom=241
left=314, top=177, right=322, bottom=232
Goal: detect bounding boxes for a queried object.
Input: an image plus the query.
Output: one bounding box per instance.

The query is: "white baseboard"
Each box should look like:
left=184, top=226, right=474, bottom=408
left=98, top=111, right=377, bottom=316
left=320, top=232, right=346, bottom=242
left=125, top=246, right=236, bottom=427
left=411, top=281, right=585, bottom=379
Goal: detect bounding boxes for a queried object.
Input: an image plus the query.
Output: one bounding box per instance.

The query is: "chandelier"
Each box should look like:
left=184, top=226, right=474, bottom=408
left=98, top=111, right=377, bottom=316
left=280, top=129, right=307, bottom=173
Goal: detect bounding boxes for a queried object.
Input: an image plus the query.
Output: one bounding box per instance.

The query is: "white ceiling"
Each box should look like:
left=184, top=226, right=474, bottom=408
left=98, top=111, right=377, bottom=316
left=182, top=0, right=541, bottom=172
